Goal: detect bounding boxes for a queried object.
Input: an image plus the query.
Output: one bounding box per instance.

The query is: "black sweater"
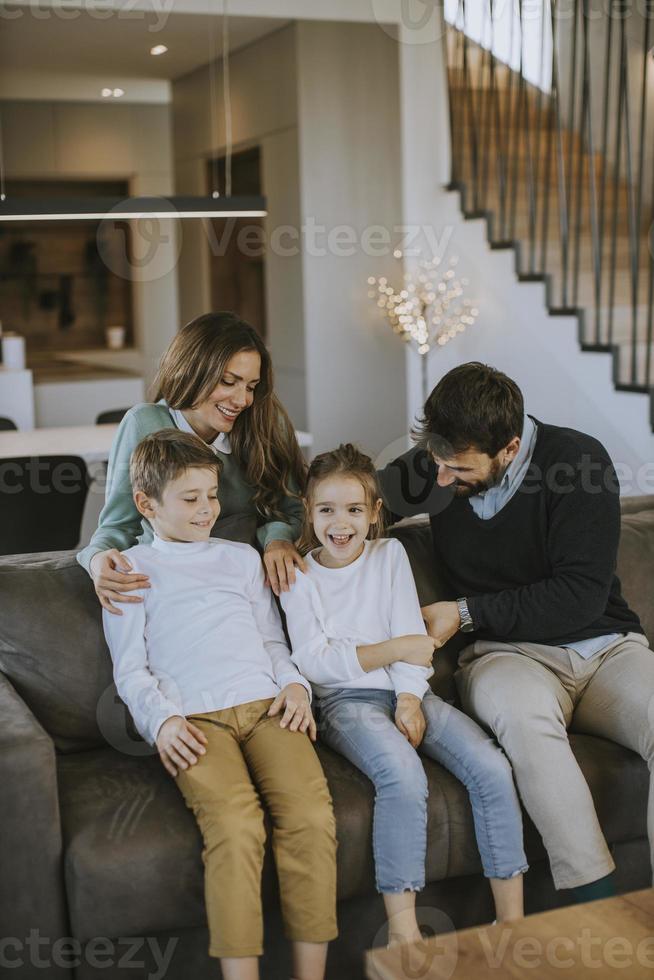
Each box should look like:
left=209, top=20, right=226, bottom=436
left=382, top=420, right=643, bottom=645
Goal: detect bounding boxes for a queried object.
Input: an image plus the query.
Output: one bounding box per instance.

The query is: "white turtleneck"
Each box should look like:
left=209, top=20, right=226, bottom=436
left=102, top=535, right=310, bottom=745
left=280, top=537, right=432, bottom=700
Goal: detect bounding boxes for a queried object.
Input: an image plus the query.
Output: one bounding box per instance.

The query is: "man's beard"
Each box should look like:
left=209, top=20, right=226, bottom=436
left=452, top=456, right=507, bottom=497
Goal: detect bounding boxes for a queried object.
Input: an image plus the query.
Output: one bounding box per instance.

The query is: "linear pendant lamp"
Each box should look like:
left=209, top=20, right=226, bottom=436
left=0, top=194, right=267, bottom=222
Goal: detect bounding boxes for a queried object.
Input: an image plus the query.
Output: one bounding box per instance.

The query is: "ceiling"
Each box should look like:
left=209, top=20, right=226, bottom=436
left=0, top=12, right=290, bottom=83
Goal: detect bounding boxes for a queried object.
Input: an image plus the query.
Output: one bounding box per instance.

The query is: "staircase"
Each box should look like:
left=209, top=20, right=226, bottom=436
left=443, top=1, right=654, bottom=430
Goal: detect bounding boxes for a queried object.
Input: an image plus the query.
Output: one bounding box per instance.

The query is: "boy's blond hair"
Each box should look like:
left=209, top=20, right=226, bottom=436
left=130, top=429, right=222, bottom=502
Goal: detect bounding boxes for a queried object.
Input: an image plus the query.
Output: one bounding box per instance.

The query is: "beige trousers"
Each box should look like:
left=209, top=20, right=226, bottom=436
left=456, top=632, right=654, bottom=889
left=175, top=698, right=338, bottom=958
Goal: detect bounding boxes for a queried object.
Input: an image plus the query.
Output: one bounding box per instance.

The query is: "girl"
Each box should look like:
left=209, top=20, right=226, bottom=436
left=281, top=444, right=527, bottom=946
left=78, top=311, right=307, bottom=611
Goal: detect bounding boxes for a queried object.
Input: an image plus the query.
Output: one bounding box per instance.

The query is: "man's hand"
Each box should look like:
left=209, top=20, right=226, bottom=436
left=263, top=540, right=307, bottom=595
left=156, top=715, right=208, bottom=777
left=268, top=682, right=317, bottom=741
left=395, top=693, right=426, bottom=748
left=421, top=601, right=461, bottom=648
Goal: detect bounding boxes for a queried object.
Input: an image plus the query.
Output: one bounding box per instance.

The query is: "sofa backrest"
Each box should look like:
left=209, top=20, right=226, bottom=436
left=0, top=505, right=651, bottom=753
left=0, top=552, right=113, bottom=752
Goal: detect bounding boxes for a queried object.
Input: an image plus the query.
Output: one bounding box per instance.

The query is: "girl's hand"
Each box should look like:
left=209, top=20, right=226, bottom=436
left=268, top=683, right=317, bottom=741
left=156, top=716, right=208, bottom=777
left=263, top=540, right=307, bottom=596
left=394, top=693, right=426, bottom=748
left=392, top=634, right=437, bottom=667
left=89, top=548, right=151, bottom=616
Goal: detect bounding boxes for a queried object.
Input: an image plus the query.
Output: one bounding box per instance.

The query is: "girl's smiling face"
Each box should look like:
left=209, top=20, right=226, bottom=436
left=310, top=475, right=382, bottom=568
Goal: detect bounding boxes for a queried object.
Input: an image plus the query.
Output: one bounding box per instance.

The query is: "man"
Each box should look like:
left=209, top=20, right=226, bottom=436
left=383, top=362, right=653, bottom=903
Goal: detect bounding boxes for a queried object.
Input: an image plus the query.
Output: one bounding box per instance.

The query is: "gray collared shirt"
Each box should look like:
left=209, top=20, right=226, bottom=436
left=468, top=414, right=618, bottom=659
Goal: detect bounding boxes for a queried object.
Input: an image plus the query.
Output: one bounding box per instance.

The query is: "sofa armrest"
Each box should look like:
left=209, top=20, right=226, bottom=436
left=0, top=671, right=70, bottom=975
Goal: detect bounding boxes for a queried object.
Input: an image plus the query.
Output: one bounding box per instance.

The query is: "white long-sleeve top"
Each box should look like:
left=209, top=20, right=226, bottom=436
left=102, top=535, right=311, bottom=746
left=280, top=537, right=432, bottom=700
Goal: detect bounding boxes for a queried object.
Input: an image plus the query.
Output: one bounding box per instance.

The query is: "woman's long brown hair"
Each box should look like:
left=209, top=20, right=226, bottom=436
left=151, top=312, right=306, bottom=521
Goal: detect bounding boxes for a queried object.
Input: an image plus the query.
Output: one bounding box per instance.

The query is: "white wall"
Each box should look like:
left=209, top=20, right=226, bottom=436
left=35, top=376, right=145, bottom=427
left=294, top=20, right=407, bottom=455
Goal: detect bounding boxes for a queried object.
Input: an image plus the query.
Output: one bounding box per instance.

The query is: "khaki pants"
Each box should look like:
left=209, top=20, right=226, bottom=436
left=175, top=698, right=338, bottom=958
left=456, top=632, right=654, bottom=890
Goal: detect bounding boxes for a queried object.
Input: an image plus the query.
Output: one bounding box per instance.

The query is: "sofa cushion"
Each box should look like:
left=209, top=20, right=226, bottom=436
left=0, top=553, right=112, bottom=753
left=617, top=509, right=654, bottom=644
left=620, top=495, right=654, bottom=516
left=57, top=730, right=648, bottom=942
left=57, top=740, right=483, bottom=942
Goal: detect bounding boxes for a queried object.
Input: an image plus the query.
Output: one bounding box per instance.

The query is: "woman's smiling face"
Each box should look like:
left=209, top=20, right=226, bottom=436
left=185, top=349, right=261, bottom=441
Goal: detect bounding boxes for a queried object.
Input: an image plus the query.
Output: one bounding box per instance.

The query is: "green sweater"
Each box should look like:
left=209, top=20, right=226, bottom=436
left=77, top=401, right=303, bottom=573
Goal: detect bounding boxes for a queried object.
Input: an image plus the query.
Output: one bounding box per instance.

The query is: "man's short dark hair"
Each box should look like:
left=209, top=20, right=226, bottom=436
left=413, top=362, right=524, bottom=458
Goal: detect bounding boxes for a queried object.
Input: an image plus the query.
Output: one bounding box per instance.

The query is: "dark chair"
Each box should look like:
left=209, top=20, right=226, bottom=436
left=0, top=456, right=89, bottom=556
left=0, top=416, right=17, bottom=431
left=95, top=409, right=129, bottom=425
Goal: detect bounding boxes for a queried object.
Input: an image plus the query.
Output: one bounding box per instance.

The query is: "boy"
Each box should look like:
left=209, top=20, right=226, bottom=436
left=102, top=429, right=338, bottom=980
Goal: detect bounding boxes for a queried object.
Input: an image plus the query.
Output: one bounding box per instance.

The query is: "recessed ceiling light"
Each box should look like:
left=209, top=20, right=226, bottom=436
left=101, top=88, right=113, bottom=98
left=150, top=44, right=168, bottom=56
left=113, top=88, right=125, bottom=98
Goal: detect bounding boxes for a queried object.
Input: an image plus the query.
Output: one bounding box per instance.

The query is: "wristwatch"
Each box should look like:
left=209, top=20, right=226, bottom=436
left=456, top=597, right=475, bottom=633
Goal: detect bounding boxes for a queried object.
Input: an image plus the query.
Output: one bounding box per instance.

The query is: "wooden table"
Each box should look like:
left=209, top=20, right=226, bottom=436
left=366, top=890, right=654, bottom=979
left=0, top=424, right=313, bottom=463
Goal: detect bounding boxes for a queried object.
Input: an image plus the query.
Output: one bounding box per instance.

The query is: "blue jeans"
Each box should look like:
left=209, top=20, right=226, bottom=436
left=318, top=687, right=528, bottom=893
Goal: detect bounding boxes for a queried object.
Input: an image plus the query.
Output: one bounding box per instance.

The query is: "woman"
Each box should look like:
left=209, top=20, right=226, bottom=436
left=78, top=311, right=307, bottom=613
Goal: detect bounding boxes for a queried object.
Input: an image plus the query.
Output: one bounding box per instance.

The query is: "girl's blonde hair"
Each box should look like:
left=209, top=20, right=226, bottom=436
left=151, top=311, right=306, bottom=522
left=297, top=443, right=386, bottom=555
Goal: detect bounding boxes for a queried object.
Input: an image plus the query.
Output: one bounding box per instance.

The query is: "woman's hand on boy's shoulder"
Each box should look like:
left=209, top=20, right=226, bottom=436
left=155, top=715, right=208, bottom=777
left=263, top=540, right=307, bottom=596
left=90, top=548, right=150, bottom=616
left=267, top=682, right=317, bottom=741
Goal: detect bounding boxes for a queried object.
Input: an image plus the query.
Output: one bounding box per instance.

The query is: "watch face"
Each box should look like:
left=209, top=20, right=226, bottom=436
left=460, top=621, right=475, bottom=633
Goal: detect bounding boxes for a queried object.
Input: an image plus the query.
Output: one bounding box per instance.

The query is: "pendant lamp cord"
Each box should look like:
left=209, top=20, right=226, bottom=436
left=222, top=0, right=232, bottom=198
left=0, top=110, right=6, bottom=202
left=208, top=0, right=232, bottom=198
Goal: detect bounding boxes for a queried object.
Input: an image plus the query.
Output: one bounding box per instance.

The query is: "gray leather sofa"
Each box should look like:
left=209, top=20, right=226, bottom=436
left=1, top=498, right=652, bottom=979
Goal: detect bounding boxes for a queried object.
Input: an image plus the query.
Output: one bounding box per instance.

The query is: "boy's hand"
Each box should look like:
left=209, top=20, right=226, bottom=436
left=268, top=683, right=317, bottom=741
left=422, top=601, right=461, bottom=648
left=156, top=716, right=208, bottom=777
left=392, top=634, right=437, bottom=667
left=263, top=540, right=307, bottom=596
left=395, top=693, right=426, bottom=748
